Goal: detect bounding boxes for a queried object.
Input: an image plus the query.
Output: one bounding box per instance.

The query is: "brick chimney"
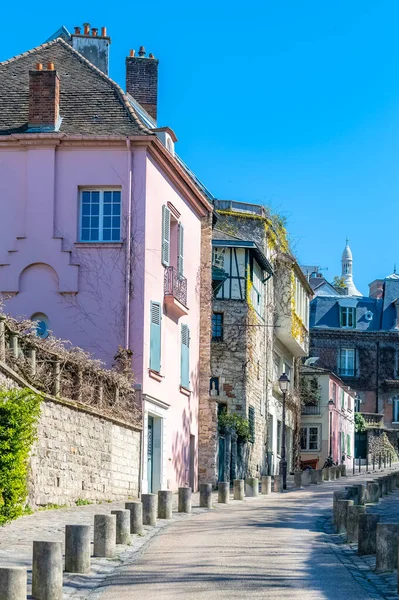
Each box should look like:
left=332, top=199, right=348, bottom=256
left=126, top=47, right=159, bottom=121
left=71, top=23, right=111, bottom=75
left=369, top=279, right=384, bottom=299
left=28, top=63, right=60, bottom=130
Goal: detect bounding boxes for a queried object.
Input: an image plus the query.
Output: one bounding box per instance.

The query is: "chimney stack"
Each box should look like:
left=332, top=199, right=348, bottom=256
left=369, top=279, right=384, bottom=299
left=71, top=22, right=111, bottom=75
left=126, top=47, right=159, bottom=122
left=28, top=63, right=60, bottom=130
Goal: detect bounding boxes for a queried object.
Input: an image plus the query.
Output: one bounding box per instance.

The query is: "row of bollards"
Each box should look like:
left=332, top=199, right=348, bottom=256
left=331, top=468, right=399, bottom=593
left=0, top=486, right=193, bottom=600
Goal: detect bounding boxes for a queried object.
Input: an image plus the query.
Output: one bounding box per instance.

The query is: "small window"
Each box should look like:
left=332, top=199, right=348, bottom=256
left=248, top=406, right=255, bottom=443
left=31, top=313, right=50, bottom=339
left=339, top=348, right=356, bottom=376
left=181, top=324, right=190, bottom=388
left=80, top=189, right=121, bottom=242
left=340, top=306, right=356, bottom=328
left=347, top=434, right=351, bottom=457
left=332, top=382, right=337, bottom=403
left=393, top=397, right=399, bottom=422
left=341, top=389, right=345, bottom=409
left=212, top=313, right=223, bottom=341
left=300, top=425, right=321, bottom=451
left=212, top=247, right=225, bottom=269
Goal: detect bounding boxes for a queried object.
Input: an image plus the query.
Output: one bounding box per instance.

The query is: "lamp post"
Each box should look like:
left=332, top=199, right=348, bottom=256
left=328, top=399, right=335, bottom=464
left=278, top=373, right=290, bottom=490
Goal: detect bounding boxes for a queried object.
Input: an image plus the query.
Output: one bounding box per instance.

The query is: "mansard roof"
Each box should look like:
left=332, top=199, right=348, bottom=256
left=0, top=38, right=152, bottom=136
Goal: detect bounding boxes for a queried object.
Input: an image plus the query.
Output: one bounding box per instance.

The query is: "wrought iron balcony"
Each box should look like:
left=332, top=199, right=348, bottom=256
left=164, top=266, right=188, bottom=314
left=301, top=403, right=320, bottom=415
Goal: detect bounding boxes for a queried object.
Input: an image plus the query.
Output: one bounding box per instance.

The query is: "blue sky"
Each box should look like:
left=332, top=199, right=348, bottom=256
left=1, top=1, right=398, bottom=294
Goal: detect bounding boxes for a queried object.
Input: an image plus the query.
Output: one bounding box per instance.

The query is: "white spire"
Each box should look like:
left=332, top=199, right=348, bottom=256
left=341, top=239, right=362, bottom=296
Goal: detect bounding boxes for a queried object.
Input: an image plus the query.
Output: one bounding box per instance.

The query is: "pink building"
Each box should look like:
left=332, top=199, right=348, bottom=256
left=300, top=365, right=355, bottom=470
left=0, top=25, right=213, bottom=493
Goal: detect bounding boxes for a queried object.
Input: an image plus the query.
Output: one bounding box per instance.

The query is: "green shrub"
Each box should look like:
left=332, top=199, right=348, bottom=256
left=0, top=387, right=41, bottom=525
left=218, top=409, right=251, bottom=442
left=355, top=413, right=367, bottom=433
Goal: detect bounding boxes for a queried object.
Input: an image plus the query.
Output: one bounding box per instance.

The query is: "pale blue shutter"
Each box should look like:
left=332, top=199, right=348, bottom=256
left=162, top=205, right=171, bottom=266
left=150, top=301, right=162, bottom=372
left=177, top=223, right=184, bottom=276
left=181, top=324, right=190, bottom=388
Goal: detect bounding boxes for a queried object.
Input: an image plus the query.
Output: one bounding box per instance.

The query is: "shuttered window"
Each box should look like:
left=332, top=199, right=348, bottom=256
left=150, top=301, right=162, bottom=372
left=181, top=324, right=190, bottom=388
left=177, top=223, right=184, bottom=276
left=162, top=205, right=171, bottom=266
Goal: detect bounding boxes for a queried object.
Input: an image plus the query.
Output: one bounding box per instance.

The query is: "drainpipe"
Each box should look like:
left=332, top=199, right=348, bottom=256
left=134, top=383, right=144, bottom=497
left=125, top=138, right=133, bottom=350
left=376, top=341, right=380, bottom=415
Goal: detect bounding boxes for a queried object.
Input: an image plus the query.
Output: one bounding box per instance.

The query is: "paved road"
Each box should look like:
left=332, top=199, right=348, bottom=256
left=97, top=482, right=380, bottom=600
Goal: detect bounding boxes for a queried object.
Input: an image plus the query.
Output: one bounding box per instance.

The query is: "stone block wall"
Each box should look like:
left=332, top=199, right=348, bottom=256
left=29, top=399, right=141, bottom=506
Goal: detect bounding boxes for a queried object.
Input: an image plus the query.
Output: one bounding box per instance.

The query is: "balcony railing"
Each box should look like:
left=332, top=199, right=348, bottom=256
left=164, top=266, right=187, bottom=307
left=362, top=412, right=384, bottom=428
left=302, top=403, right=320, bottom=415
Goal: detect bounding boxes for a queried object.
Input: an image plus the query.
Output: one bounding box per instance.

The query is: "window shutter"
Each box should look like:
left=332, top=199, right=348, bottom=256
left=181, top=324, right=190, bottom=388
left=150, top=301, right=162, bottom=372
left=161, top=205, right=171, bottom=266
left=177, top=223, right=184, bottom=276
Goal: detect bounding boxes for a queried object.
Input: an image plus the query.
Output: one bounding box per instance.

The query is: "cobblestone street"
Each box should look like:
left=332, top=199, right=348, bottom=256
left=1, top=470, right=399, bottom=599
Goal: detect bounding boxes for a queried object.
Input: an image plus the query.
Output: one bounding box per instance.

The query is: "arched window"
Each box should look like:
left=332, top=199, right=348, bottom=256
left=31, top=313, right=50, bottom=339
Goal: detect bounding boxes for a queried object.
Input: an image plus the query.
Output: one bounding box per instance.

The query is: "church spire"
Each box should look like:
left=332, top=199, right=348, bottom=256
left=341, top=240, right=362, bottom=296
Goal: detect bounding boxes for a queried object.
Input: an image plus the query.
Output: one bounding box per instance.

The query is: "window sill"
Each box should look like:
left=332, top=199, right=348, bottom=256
left=75, top=242, right=123, bottom=249
left=180, top=385, right=191, bottom=397
left=149, top=370, right=163, bottom=382
left=392, top=421, right=399, bottom=425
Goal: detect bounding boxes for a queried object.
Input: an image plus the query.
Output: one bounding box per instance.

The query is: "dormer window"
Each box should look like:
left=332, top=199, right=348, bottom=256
left=340, top=306, right=356, bottom=328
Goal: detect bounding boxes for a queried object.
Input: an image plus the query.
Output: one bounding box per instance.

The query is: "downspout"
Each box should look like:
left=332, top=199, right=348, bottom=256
left=376, top=341, right=380, bottom=415
left=125, top=138, right=133, bottom=350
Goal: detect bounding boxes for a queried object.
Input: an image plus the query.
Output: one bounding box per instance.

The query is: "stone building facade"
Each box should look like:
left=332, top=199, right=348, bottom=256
left=210, top=201, right=312, bottom=478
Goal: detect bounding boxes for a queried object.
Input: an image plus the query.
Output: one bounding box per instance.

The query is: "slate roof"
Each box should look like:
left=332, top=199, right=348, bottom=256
left=0, top=38, right=152, bottom=136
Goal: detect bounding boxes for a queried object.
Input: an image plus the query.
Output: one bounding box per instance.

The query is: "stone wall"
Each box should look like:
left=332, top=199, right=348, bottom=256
left=198, top=213, right=218, bottom=485
left=0, top=361, right=141, bottom=507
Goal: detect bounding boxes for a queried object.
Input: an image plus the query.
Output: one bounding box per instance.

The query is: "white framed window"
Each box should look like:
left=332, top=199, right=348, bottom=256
left=300, top=424, right=321, bottom=451
left=340, top=306, right=356, bottom=328
left=80, top=189, right=121, bottom=242
left=339, top=348, right=356, bottom=376
left=393, top=397, right=399, bottom=423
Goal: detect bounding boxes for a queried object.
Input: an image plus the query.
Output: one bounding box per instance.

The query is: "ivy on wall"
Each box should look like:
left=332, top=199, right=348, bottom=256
left=218, top=409, right=251, bottom=442
left=0, top=387, right=41, bottom=524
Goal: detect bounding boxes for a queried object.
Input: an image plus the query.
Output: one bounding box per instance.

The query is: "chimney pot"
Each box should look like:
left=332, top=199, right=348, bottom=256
left=129, top=49, right=135, bottom=57
left=149, top=53, right=155, bottom=59
left=83, top=22, right=90, bottom=35
left=92, top=28, right=98, bottom=36
left=138, top=45, right=146, bottom=57
left=36, top=63, right=43, bottom=71
left=101, top=27, right=107, bottom=37
left=47, top=62, right=55, bottom=71
left=71, top=24, right=110, bottom=74
left=74, top=26, right=81, bottom=34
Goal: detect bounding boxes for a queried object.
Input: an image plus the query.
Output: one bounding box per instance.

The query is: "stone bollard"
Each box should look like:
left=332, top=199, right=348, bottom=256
left=316, top=469, right=324, bottom=483
left=301, top=470, right=311, bottom=487
left=142, top=493, right=157, bottom=525
left=377, top=478, right=384, bottom=498
left=125, top=501, right=143, bottom=535
left=333, top=490, right=349, bottom=525
left=273, top=474, right=283, bottom=493
left=310, top=470, right=319, bottom=484
left=387, top=475, right=394, bottom=493
left=381, top=477, right=388, bottom=495
left=329, top=466, right=337, bottom=480
left=358, top=513, right=380, bottom=555
left=178, top=487, right=192, bottom=513
left=233, top=479, right=245, bottom=500
left=341, top=464, right=347, bottom=477
left=352, top=483, right=367, bottom=505
left=199, top=483, right=213, bottom=508
left=158, top=490, right=173, bottom=519
left=335, top=499, right=354, bottom=533
left=366, top=482, right=380, bottom=504
left=111, top=509, right=131, bottom=544
left=0, top=567, right=27, bottom=600
left=375, top=523, right=399, bottom=572
left=245, top=478, right=259, bottom=497
left=261, top=475, right=272, bottom=495
left=294, top=471, right=302, bottom=488
left=218, top=482, right=230, bottom=504
left=65, top=525, right=91, bottom=573
left=32, top=541, right=63, bottom=600
left=347, top=505, right=366, bottom=543
left=93, top=514, right=116, bottom=558
left=322, top=468, right=329, bottom=481
left=336, top=466, right=342, bottom=479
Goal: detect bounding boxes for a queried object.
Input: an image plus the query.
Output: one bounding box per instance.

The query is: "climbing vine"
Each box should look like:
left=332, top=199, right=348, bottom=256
left=218, top=409, right=251, bottom=442
left=0, top=387, right=42, bottom=524
left=354, top=413, right=367, bottom=433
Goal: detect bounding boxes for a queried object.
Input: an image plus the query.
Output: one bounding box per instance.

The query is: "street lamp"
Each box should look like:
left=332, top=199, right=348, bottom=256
left=278, top=372, right=290, bottom=490
left=328, top=399, right=335, bottom=464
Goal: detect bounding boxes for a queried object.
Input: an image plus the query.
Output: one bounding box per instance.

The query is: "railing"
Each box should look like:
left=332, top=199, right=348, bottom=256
left=214, top=199, right=268, bottom=217
left=301, top=403, right=320, bottom=415
left=362, top=412, right=384, bottom=428
left=164, top=266, right=188, bottom=307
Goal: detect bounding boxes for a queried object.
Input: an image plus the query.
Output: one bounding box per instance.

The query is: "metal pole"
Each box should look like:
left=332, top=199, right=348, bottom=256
left=358, top=456, right=361, bottom=473
left=384, top=454, right=386, bottom=469
left=366, top=455, right=369, bottom=473
left=390, top=454, right=392, bottom=468
left=373, top=456, right=375, bottom=471
left=379, top=454, right=382, bottom=470
left=353, top=457, right=355, bottom=475
left=281, top=390, right=287, bottom=491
